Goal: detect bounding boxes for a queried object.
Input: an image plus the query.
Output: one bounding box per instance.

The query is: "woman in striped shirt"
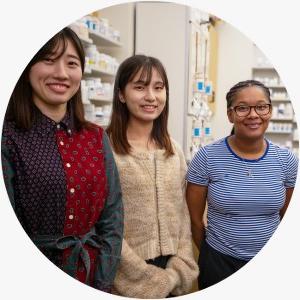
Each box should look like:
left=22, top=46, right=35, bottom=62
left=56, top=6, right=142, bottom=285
left=186, top=80, right=298, bottom=290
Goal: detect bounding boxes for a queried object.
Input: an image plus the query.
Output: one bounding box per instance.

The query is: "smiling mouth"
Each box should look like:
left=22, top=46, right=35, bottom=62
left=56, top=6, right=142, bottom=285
left=141, top=105, right=158, bottom=111
left=47, top=83, right=69, bottom=93
left=245, top=123, right=261, bottom=129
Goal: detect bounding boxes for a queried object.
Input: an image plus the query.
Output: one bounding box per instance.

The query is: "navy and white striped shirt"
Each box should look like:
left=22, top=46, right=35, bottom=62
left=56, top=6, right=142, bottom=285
left=186, top=137, right=298, bottom=260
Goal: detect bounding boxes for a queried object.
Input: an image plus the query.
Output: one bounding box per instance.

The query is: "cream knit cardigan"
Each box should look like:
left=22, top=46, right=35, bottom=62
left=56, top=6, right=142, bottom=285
left=112, top=140, right=199, bottom=298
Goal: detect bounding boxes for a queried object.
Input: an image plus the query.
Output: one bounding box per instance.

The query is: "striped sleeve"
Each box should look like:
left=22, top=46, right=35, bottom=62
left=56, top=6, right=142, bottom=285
left=284, top=150, right=298, bottom=188
left=186, top=146, right=209, bottom=186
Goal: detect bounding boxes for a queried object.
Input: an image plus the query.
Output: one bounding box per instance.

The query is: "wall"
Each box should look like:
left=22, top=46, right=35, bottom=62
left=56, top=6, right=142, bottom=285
left=135, top=2, right=189, bottom=148
left=212, top=21, right=253, bottom=140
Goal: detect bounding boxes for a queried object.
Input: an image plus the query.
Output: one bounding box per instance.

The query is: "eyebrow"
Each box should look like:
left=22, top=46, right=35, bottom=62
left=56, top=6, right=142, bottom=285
left=132, top=80, right=164, bottom=85
left=67, top=54, right=80, bottom=61
left=236, top=100, right=268, bottom=105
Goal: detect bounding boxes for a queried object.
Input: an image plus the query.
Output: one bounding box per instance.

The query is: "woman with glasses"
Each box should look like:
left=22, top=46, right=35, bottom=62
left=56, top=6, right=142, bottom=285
left=186, top=80, right=298, bottom=290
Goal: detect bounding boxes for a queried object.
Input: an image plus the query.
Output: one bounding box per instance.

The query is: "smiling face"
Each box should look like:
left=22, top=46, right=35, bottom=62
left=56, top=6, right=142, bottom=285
left=227, top=86, right=272, bottom=140
left=120, top=67, right=167, bottom=126
left=29, top=38, right=82, bottom=114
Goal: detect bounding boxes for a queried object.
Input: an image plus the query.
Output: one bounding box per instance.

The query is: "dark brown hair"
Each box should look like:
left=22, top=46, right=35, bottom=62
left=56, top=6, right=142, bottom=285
left=226, top=79, right=271, bottom=109
left=5, top=27, right=89, bottom=131
left=106, top=54, right=174, bottom=157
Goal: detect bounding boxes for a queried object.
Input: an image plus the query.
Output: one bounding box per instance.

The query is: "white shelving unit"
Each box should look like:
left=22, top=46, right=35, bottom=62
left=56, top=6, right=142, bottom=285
left=71, top=15, right=124, bottom=128
left=252, top=46, right=298, bottom=154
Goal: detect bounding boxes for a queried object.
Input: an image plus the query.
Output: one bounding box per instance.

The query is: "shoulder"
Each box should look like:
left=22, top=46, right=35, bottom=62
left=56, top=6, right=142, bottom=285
left=83, top=123, right=104, bottom=135
left=2, top=120, right=19, bottom=137
left=196, top=137, right=227, bottom=158
left=268, top=140, right=298, bottom=161
left=170, top=138, right=184, bottom=155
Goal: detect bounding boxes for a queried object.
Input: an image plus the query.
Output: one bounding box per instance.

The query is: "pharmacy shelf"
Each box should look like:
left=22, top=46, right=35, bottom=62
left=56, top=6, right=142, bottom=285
left=89, top=30, right=122, bottom=47
left=267, top=85, right=286, bottom=89
left=271, top=118, right=294, bottom=122
left=266, top=131, right=292, bottom=134
left=78, top=35, right=93, bottom=44
left=90, top=96, right=113, bottom=103
left=93, top=122, right=109, bottom=128
left=84, top=66, right=116, bottom=78
left=272, top=98, right=290, bottom=102
left=252, top=66, right=275, bottom=71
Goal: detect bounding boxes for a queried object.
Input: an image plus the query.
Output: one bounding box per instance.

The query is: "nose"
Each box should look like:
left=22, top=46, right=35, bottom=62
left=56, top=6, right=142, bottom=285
left=144, top=87, right=155, bottom=101
left=53, top=60, right=68, bottom=79
left=248, top=106, right=259, bottom=118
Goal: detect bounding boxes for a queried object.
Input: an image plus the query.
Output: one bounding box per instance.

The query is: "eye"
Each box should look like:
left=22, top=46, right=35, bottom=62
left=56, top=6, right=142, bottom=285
left=134, top=85, right=144, bottom=91
left=256, top=104, right=269, bottom=111
left=155, top=85, right=164, bottom=90
left=68, top=60, right=80, bottom=67
left=43, top=57, right=55, bottom=64
left=236, top=105, right=249, bottom=112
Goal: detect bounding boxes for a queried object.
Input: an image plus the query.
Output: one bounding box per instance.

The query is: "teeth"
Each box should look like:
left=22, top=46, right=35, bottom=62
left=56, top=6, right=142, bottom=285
left=142, top=105, right=156, bottom=109
left=247, top=124, right=260, bottom=128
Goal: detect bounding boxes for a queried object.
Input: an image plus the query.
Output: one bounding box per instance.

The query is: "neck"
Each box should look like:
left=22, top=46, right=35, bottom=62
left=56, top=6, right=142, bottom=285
left=229, top=135, right=266, bottom=159
left=34, top=101, right=67, bottom=123
left=127, top=119, right=156, bottom=151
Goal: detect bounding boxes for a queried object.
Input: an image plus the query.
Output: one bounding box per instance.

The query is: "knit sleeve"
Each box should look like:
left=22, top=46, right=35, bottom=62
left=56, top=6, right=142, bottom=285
left=93, top=132, right=124, bottom=292
left=113, top=239, right=176, bottom=299
left=165, top=143, right=199, bottom=295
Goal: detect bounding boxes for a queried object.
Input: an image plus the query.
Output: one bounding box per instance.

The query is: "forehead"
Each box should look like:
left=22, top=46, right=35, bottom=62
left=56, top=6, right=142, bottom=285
left=234, top=86, right=268, bottom=104
left=50, top=38, right=79, bottom=58
left=132, top=66, right=164, bottom=83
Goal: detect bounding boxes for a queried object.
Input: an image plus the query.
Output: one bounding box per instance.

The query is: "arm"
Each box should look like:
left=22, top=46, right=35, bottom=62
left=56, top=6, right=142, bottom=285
left=1, top=132, right=16, bottom=208
left=164, top=143, right=199, bottom=296
left=113, top=239, right=175, bottom=298
left=186, top=182, right=208, bottom=251
left=280, top=187, right=294, bottom=220
left=185, top=145, right=209, bottom=251
left=93, top=132, right=124, bottom=292
left=280, top=149, right=298, bottom=220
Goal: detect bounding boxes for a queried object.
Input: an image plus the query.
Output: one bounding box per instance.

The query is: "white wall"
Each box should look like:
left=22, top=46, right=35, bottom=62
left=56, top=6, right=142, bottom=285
left=212, top=21, right=253, bottom=140
left=135, top=2, right=188, bottom=147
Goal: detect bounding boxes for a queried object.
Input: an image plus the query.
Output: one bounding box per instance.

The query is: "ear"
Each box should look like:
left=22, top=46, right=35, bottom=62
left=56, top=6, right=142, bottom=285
left=227, top=109, right=234, bottom=124
left=119, top=90, right=125, bottom=103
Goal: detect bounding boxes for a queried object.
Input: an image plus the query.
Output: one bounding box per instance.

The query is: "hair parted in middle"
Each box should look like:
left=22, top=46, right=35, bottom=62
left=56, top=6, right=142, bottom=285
left=226, top=79, right=272, bottom=109
left=106, top=54, right=174, bottom=157
left=5, top=27, right=89, bottom=131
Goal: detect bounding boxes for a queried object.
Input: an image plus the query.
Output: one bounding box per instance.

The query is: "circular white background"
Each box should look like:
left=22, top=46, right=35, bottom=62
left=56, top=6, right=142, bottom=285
left=0, top=0, right=299, bottom=299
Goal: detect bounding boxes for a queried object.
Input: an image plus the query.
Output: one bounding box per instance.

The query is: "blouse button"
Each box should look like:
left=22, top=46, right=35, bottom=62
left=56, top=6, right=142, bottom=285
left=70, top=188, right=75, bottom=194
left=60, top=141, right=64, bottom=146
left=68, top=214, right=74, bottom=220
left=66, top=163, right=71, bottom=168
left=57, top=124, right=61, bottom=129
left=67, top=129, right=72, bottom=134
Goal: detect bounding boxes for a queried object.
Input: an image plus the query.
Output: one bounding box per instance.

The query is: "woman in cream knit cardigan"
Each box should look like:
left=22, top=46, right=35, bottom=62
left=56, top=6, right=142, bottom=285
left=107, top=55, right=198, bottom=298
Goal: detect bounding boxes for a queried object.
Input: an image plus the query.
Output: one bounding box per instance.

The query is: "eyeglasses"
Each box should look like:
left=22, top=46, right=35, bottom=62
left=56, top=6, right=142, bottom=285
left=230, top=104, right=271, bottom=117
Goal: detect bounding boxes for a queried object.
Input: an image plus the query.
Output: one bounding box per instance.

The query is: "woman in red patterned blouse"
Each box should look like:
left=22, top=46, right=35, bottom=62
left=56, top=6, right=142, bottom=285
left=1, top=27, right=123, bottom=293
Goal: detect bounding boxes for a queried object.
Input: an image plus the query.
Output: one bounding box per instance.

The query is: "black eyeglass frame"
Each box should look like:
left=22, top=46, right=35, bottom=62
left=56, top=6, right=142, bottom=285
left=229, top=103, right=272, bottom=117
